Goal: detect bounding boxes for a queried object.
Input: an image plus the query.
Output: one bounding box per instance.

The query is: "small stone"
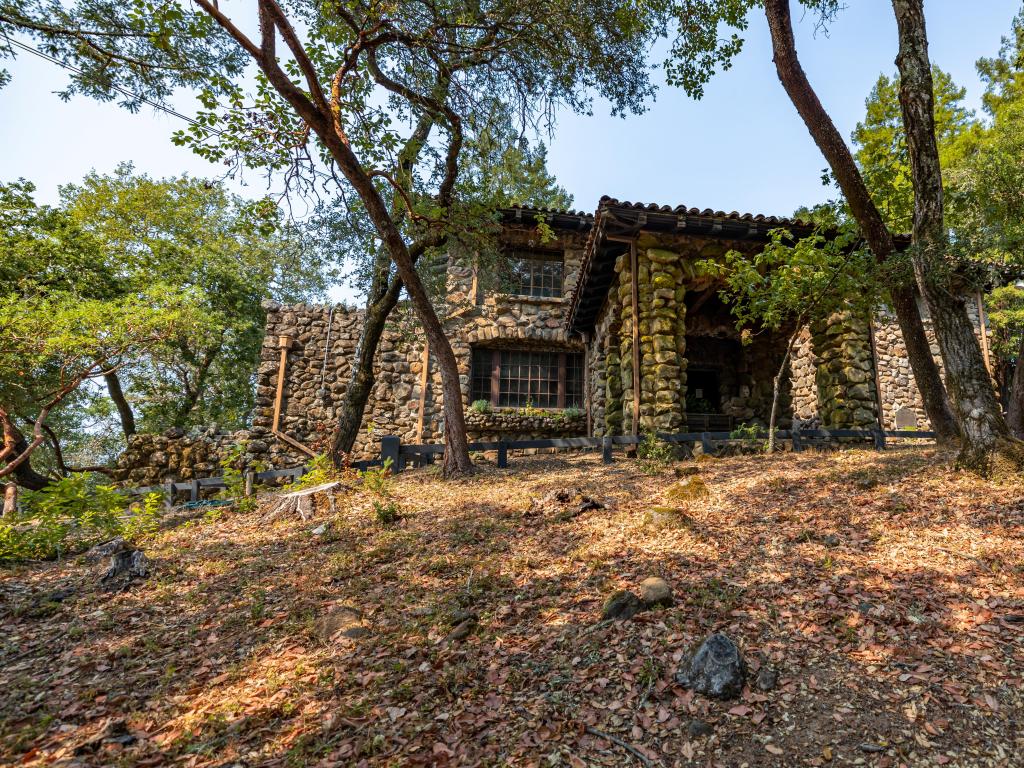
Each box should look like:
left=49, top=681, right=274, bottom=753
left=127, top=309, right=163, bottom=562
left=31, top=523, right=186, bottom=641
left=601, top=590, right=643, bottom=621
left=315, top=606, right=369, bottom=642
left=445, top=618, right=476, bottom=643
left=639, top=577, right=673, bottom=607
left=449, top=609, right=478, bottom=626
left=687, top=719, right=714, bottom=738
left=647, top=506, right=690, bottom=530
left=676, top=633, right=746, bottom=700
left=310, top=523, right=328, bottom=536
left=821, top=534, right=840, bottom=548
left=858, top=743, right=887, bottom=753
left=673, top=465, right=700, bottom=478
left=756, top=666, right=779, bottom=691
left=664, top=476, right=709, bottom=503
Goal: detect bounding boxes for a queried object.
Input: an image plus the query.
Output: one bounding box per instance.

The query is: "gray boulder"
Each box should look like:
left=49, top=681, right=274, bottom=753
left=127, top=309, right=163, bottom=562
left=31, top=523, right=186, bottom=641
left=601, top=590, right=643, bottom=621
left=676, top=633, right=746, bottom=700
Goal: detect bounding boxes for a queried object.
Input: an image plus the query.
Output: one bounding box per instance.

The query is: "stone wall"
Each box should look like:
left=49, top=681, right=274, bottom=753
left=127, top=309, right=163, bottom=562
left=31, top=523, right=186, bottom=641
left=808, top=310, right=879, bottom=429
left=113, top=428, right=256, bottom=487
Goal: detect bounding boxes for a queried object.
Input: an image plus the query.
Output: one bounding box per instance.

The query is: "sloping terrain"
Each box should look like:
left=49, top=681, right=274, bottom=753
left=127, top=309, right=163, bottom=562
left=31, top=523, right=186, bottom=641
left=1, top=446, right=1023, bottom=767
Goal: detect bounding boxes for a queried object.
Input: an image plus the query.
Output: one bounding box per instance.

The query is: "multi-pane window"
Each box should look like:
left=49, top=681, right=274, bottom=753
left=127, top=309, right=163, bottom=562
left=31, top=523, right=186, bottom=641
left=470, top=348, right=583, bottom=409
left=502, top=250, right=564, bottom=298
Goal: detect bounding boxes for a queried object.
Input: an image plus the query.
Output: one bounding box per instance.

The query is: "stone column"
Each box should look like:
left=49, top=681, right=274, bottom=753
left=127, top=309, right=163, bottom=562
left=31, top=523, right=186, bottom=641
left=647, top=248, right=686, bottom=432
left=811, top=310, right=878, bottom=428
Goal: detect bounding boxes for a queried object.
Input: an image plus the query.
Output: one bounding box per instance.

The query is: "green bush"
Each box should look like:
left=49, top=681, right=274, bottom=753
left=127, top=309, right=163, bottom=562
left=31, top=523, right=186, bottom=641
left=0, top=475, right=127, bottom=561
left=470, top=399, right=492, bottom=414
left=636, top=431, right=674, bottom=475
left=288, top=453, right=340, bottom=492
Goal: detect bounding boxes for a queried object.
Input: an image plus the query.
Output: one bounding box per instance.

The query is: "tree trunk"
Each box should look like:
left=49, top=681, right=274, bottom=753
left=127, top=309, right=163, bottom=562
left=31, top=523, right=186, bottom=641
left=763, top=0, right=959, bottom=444
left=1007, top=335, right=1024, bottom=438
left=3, top=483, right=17, bottom=517
left=104, top=371, right=136, bottom=438
left=891, top=0, right=1023, bottom=473
left=330, top=271, right=403, bottom=461
left=888, top=284, right=959, bottom=439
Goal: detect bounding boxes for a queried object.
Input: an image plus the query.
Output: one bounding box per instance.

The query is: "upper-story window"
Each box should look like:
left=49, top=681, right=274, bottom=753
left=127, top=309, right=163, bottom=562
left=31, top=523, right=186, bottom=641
left=503, top=249, right=564, bottom=298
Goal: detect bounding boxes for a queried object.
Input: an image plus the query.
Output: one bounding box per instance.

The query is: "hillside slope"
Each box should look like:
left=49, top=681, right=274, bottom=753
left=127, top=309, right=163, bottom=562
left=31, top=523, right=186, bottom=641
left=2, top=447, right=1023, bottom=766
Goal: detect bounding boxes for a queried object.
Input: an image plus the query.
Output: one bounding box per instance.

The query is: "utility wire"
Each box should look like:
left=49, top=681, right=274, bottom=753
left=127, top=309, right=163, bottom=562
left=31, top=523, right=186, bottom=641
left=4, top=38, right=224, bottom=136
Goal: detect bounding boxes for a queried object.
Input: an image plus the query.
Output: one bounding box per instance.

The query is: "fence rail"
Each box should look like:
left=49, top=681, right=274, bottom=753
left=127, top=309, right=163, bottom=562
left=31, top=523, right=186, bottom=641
left=384, top=428, right=938, bottom=472
left=118, top=428, right=937, bottom=501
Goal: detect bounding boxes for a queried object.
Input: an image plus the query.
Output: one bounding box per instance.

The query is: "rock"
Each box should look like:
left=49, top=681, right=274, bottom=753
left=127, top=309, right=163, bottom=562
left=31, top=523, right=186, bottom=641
left=315, top=605, right=370, bottom=642
left=101, top=549, right=151, bottom=590
left=687, top=719, right=714, bottom=738
left=674, top=465, right=700, bottom=478
left=639, top=577, right=673, bottom=607
left=449, top=609, right=478, bottom=626
left=84, top=537, right=130, bottom=563
left=601, top=590, right=642, bottom=621
left=647, top=506, right=690, bottom=530
left=821, top=534, right=840, bottom=548
left=164, top=427, right=186, bottom=439
left=664, top=476, right=709, bottom=503
left=676, top=633, right=746, bottom=700
left=45, top=586, right=76, bottom=603
left=445, top=618, right=477, bottom=643
left=756, top=666, right=779, bottom=691
left=310, top=523, right=329, bottom=536
left=528, top=487, right=605, bottom=520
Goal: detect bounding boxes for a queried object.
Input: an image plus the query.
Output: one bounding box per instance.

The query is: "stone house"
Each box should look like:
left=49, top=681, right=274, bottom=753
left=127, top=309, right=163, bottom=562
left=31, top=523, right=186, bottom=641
left=115, top=196, right=991, bottom=483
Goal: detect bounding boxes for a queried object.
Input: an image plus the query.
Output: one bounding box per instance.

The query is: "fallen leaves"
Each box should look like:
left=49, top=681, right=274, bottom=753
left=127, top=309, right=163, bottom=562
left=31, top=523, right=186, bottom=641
left=1, top=446, right=1022, bottom=766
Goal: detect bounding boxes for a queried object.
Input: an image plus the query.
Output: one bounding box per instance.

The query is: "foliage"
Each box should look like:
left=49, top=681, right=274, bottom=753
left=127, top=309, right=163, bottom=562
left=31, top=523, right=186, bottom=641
left=636, top=431, right=674, bottom=475
left=217, top=442, right=261, bottom=514
left=470, top=400, right=492, bottom=415
left=729, top=422, right=767, bottom=441
left=359, top=458, right=394, bottom=500
left=851, top=67, right=979, bottom=234
left=0, top=475, right=125, bottom=560
left=699, top=218, right=878, bottom=335
left=987, top=285, right=1024, bottom=362
left=563, top=406, right=583, bottom=420
left=287, top=453, right=341, bottom=493
left=123, top=492, right=163, bottom=538
left=373, top=499, right=402, bottom=525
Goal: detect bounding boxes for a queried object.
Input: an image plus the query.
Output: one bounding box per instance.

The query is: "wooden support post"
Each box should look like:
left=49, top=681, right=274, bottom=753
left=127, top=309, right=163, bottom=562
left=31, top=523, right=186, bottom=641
left=792, top=426, right=803, bottom=453
left=602, top=435, right=614, bottom=464
left=164, top=479, right=175, bottom=510
left=244, top=471, right=255, bottom=497
left=416, top=341, right=430, bottom=441
left=380, top=436, right=401, bottom=473
left=190, top=478, right=200, bottom=503
left=866, top=311, right=887, bottom=431
left=872, top=429, right=886, bottom=451
left=497, top=442, right=508, bottom=469
left=700, top=432, right=713, bottom=456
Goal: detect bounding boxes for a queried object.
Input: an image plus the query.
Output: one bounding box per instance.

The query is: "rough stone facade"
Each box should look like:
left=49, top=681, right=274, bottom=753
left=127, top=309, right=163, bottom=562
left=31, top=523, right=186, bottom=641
left=114, top=202, right=993, bottom=484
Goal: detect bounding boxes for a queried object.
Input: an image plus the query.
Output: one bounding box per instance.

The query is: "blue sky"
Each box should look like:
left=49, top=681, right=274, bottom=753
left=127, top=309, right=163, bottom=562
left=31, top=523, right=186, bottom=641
left=1, top=0, right=1020, bottom=296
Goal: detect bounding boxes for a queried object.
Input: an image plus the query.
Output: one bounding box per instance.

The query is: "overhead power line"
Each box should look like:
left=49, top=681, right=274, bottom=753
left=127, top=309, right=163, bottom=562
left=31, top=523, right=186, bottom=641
left=4, top=38, right=224, bottom=136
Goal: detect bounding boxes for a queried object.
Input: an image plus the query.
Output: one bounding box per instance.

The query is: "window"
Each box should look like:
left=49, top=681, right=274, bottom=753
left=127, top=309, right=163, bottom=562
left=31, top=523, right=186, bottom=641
left=470, top=348, right=583, bottom=409
left=502, top=249, right=564, bottom=298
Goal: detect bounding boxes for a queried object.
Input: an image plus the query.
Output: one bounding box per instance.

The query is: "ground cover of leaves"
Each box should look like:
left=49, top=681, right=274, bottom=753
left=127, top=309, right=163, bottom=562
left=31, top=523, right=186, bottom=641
left=2, top=446, right=1023, bottom=767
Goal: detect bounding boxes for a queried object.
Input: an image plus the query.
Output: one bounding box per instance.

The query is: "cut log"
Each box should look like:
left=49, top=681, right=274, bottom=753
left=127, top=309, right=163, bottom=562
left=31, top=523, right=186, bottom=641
left=269, top=481, right=344, bottom=520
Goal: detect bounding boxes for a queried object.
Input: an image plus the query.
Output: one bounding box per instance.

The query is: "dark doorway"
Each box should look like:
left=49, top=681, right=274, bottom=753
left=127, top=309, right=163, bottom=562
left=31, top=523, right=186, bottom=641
left=686, top=369, right=722, bottom=413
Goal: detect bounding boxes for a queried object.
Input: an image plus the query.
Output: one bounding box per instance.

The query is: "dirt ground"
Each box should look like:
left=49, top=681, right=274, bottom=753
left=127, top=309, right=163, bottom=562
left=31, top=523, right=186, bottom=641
left=1, top=446, right=1023, bottom=767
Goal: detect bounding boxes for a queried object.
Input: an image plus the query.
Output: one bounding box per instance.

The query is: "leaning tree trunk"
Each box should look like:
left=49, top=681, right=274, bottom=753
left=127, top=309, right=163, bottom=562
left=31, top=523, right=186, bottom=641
left=1007, top=335, right=1024, bottom=438
left=330, top=268, right=403, bottom=462
left=891, top=0, right=1023, bottom=473
left=104, top=371, right=136, bottom=438
left=763, top=0, right=960, bottom=444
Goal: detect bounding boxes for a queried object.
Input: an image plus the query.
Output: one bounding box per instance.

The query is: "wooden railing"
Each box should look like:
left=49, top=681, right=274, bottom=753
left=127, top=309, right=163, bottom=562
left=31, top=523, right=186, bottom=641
left=382, top=428, right=937, bottom=473
left=117, top=428, right=936, bottom=500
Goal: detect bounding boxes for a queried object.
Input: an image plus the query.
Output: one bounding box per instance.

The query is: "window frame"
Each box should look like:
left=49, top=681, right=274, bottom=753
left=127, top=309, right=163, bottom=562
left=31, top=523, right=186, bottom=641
left=470, top=347, right=583, bottom=410
left=501, top=248, right=565, bottom=299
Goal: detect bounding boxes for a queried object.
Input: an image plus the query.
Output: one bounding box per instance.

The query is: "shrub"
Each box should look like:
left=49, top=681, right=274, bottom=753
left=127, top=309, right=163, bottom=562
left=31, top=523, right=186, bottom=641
left=0, top=475, right=126, bottom=561
left=288, top=453, right=340, bottom=492
left=637, top=431, right=674, bottom=475
left=373, top=499, right=402, bottom=525
left=563, top=406, right=583, bottom=419
left=470, top=399, right=491, bottom=414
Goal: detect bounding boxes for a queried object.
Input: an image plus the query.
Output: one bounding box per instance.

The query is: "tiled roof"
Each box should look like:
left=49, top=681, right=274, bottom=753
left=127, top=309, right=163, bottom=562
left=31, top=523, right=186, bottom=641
left=595, top=196, right=813, bottom=228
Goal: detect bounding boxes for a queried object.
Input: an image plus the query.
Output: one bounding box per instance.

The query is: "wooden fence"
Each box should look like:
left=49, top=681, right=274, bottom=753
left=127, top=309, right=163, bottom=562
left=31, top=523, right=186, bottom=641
left=118, top=428, right=936, bottom=500
left=382, top=428, right=938, bottom=473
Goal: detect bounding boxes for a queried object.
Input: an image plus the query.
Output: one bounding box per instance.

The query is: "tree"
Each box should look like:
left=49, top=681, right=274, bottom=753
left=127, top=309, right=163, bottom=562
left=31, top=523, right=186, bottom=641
left=1, top=287, right=207, bottom=503
left=987, top=285, right=1024, bottom=438
left=852, top=67, right=978, bottom=234
left=702, top=213, right=878, bottom=451
left=57, top=165, right=333, bottom=435
left=889, top=0, right=1024, bottom=473
left=165, top=0, right=665, bottom=477
left=665, top=0, right=961, bottom=444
